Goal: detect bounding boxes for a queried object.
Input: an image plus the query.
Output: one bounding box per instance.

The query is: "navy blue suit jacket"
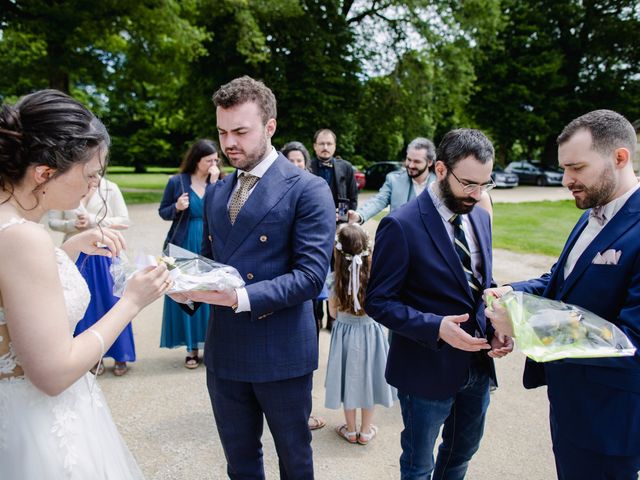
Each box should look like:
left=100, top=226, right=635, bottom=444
left=366, top=190, right=496, bottom=400
left=200, top=155, right=335, bottom=383
left=158, top=173, right=192, bottom=249
left=511, top=189, right=640, bottom=456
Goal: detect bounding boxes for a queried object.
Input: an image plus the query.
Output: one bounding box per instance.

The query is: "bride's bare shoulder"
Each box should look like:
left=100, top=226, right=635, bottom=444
left=0, top=218, right=54, bottom=257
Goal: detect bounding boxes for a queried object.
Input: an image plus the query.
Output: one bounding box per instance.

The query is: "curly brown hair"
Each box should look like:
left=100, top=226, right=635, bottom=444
left=333, top=224, right=371, bottom=316
left=212, top=76, right=277, bottom=125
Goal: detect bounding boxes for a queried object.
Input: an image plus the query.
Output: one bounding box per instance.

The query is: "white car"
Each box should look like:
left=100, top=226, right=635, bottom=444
left=491, top=166, right=519, bottom=188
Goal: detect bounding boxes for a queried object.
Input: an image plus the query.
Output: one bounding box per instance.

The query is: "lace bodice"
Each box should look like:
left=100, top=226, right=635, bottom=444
left=0, top=218, right=90, bottom=379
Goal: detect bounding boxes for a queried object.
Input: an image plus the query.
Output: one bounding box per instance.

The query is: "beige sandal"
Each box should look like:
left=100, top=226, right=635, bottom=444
left=335, top=424, right=358, bottom=444
left=358, top=425, right=378, bottom=445
left=308, top=415, right=326, bottom=430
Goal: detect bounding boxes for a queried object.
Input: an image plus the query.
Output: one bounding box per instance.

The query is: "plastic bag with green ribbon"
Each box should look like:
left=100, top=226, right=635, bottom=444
left=486, top=291, right=636, bottom=362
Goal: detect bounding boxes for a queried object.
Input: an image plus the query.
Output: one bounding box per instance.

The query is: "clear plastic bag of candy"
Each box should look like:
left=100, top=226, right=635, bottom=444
left=110, top=243, right=244, bottom=297
left=486, top=291, right=636, bottom=362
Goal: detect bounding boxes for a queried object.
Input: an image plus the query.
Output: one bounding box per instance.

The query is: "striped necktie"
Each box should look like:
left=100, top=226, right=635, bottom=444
left=449, top=214, right=482, bottom=296
left=229, top=173, right=259, bottom=224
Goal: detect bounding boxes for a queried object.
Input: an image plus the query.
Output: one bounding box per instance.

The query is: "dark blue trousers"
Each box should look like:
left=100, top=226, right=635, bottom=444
left=551, top=413, right=640, bottom=480
left=206, top=369, right=314, bottom=480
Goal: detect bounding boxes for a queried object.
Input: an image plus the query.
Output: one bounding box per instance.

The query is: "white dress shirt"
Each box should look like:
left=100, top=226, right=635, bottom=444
left=428, top=184, right=484, bottom=284
left=412, top=178, right=429, bottom=198
left=231, top=147, right=279, bottom=312
left=564, top=182, right=640, bottom=279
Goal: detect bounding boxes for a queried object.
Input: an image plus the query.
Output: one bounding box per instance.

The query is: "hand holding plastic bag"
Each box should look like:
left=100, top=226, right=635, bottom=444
left=485, top=291, right=636, bottom=362
left=110, top=243, right=244, bottom=297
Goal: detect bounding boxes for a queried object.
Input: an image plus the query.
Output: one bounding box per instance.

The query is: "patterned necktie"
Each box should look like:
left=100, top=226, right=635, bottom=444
left=229, top=173, right=259, bottom=224
left=449, top=214, right=482, bottom=296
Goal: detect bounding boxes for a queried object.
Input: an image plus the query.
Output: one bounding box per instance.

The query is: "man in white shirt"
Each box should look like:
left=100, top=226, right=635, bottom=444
left=366, top=128, right=512, bottom=479
left=485, top=109, right=640, bottom=480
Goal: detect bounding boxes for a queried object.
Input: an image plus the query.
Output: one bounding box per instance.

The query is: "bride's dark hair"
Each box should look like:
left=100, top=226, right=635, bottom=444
left=0, top=89, right=107, bottom=197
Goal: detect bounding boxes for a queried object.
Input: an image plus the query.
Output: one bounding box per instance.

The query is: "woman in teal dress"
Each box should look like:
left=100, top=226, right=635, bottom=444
left=158, top=139, right=222, bottom=368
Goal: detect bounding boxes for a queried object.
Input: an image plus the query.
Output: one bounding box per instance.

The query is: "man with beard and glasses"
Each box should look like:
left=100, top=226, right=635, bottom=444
left=366, top=128, right=513, bottom=479
left=348, top=137, right=493, bottom=225
left=172, top=76, right=335, bottom=479
left=485, top=110, right=640, bottom=480
left=348, top=137, right=437, bottom=225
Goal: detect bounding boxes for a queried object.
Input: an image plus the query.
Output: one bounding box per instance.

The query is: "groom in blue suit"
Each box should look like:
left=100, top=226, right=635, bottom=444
left=181, top=76, right=335, bottom=479
left=486, top=110, right=640, bottom=479
left=366, top=129, right=513, bottom=479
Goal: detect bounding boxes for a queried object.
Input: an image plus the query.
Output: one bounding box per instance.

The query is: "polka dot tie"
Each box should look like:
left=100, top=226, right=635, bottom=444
left=228, top=173, right=259, bottom=224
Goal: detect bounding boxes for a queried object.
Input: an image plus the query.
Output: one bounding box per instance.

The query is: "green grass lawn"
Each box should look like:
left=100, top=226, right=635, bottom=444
left=492, top=200, right=582, bottom=256
left=374, top=200, right=583, bottom=257
left=122, top=191, right=164, bottom=204
left=106, top=172, right=172, bottom=191
left=106, top=166, right=235, bottom=193
left=107, top=166, right=178, bottom=174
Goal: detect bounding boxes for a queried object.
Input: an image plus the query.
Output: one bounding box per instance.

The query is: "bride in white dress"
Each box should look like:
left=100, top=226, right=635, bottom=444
left=0, top=90, right=171, bottom=479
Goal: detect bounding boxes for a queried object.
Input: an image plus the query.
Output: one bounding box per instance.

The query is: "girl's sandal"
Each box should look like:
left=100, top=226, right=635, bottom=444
left=335, top=424, right=358, bottom=444
left=357, top=425, right=378, bottom=445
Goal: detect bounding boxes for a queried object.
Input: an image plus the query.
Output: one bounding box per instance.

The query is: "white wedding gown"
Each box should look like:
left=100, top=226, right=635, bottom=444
left=0, top=218, right=144, bottom=479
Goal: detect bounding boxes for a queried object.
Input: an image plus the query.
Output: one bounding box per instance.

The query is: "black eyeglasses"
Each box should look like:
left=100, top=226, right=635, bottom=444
left=448, top=169, right=496, bottom=194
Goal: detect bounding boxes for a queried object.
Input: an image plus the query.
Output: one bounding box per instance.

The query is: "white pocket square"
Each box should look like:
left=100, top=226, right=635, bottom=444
left=592, top=249, right=621, bottom=265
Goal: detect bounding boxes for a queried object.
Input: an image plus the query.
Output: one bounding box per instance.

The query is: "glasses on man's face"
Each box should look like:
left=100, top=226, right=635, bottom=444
left=315, top=142, right=335, bottom=147
left=448, top=169, right=496, bottom=194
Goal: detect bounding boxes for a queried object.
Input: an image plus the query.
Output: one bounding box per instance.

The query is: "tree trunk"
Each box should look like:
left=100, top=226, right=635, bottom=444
left=47, top=38, right=70, bottom=93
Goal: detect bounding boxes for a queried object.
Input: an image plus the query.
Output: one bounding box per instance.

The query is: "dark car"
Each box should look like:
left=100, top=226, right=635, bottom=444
left=364, top=161, right=404, bottom=190
left=491, top=166, right=519, bottom=188
left=504, top=160, right=563, bottom=186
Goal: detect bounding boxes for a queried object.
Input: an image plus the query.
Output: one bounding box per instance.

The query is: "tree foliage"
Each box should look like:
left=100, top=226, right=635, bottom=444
left=470, top=0, right=640, bottom=165
left=1, top=1, right=638, bottom=171
left=0, top=0, right=209, bottom=170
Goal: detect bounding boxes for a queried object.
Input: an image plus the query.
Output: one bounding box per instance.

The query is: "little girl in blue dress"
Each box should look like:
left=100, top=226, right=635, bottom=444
left=324, top=223, right=395, bottom=445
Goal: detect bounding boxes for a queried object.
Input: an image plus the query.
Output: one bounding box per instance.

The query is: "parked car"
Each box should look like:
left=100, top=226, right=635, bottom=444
left=364, top=161, right=403, bottom=190
left=354, top=169, right=366, bottom=190
left=491, top=166, right=519, bottom=188
left=504, top=160, right=563, bottom=186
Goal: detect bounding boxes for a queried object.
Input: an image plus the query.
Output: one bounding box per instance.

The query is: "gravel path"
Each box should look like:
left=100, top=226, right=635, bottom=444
left=66, top=188, right=571, bottom=479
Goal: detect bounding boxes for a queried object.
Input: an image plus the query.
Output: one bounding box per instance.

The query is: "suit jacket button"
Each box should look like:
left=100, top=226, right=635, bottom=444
left=259, top=235, right=268, bottom=242
left=247, top=273, right=254, bottom=280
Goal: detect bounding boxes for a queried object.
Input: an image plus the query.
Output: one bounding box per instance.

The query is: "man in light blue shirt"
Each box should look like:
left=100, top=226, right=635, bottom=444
left=348, top=137, right=436, bottom=224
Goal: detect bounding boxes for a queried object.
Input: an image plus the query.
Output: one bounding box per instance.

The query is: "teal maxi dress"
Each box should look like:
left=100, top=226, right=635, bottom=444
left=160, top=190, right=210, bottom=352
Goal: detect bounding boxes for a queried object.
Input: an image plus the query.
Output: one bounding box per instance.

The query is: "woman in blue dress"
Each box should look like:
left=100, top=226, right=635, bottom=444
left=158, top=139, right=221, bottom=368
left=49, top=177, right=133, bottom=376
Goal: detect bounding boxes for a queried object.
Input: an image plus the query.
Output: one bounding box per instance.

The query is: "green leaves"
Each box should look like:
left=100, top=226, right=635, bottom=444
left=469, top=0, right=640, bottom=165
